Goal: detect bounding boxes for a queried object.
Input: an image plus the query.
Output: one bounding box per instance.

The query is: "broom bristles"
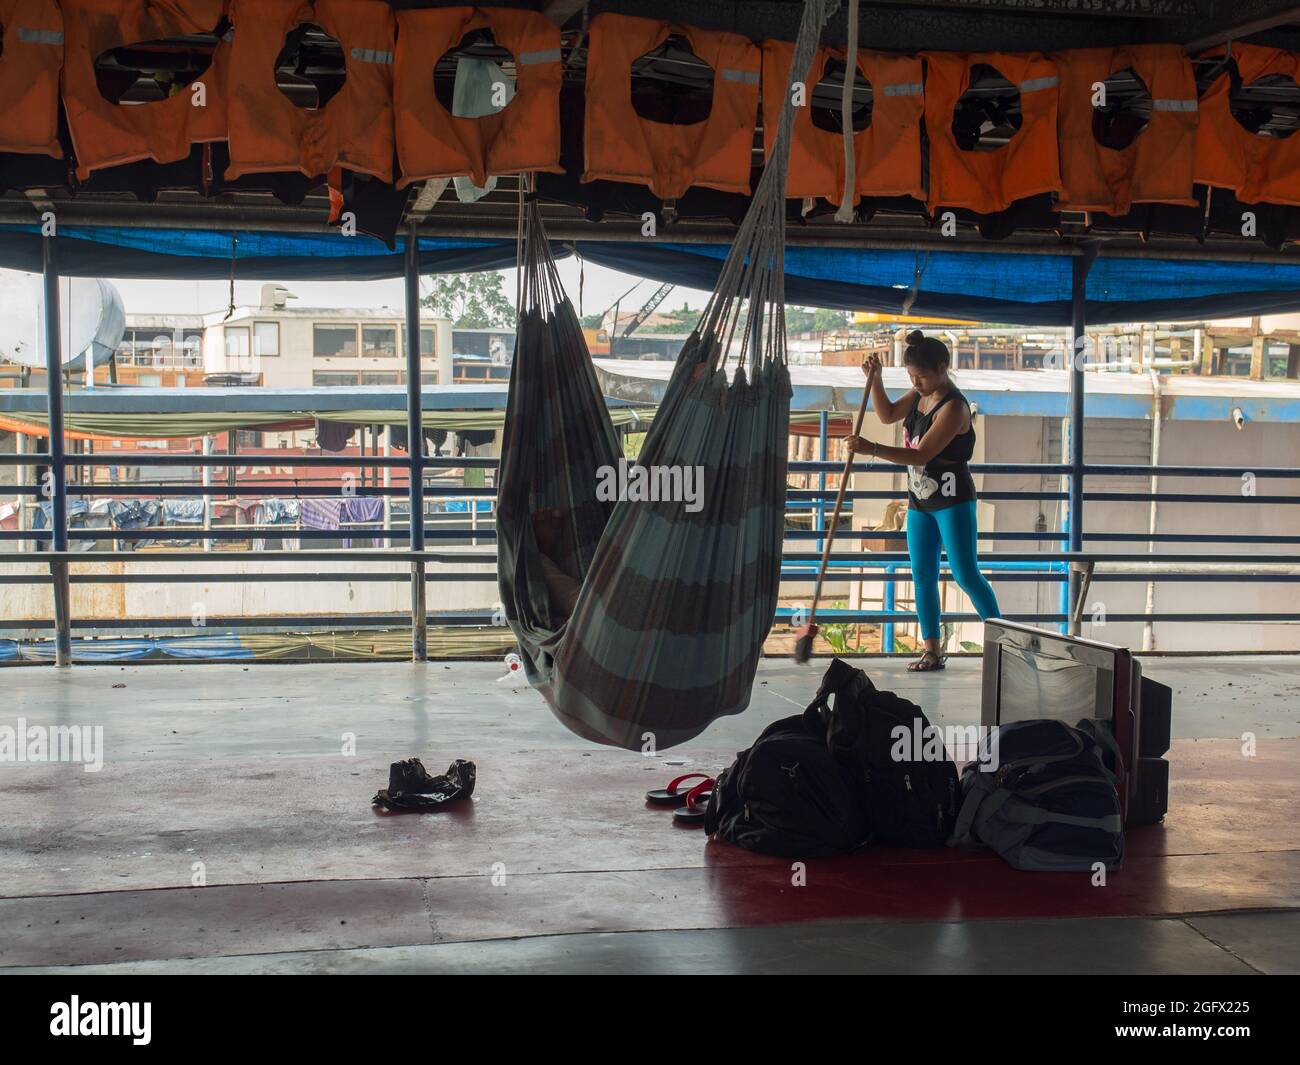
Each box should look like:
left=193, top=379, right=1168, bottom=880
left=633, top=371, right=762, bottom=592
left=792, top=624, right=818, bottom=664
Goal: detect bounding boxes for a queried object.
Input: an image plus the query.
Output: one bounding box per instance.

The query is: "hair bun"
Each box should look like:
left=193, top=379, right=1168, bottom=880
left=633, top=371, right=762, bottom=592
left=904, top=329, right=925, bottom=346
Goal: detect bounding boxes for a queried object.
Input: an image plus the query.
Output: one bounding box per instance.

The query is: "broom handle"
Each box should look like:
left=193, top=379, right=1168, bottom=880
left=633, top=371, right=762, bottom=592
left=807, top=361, right=878, bottom=628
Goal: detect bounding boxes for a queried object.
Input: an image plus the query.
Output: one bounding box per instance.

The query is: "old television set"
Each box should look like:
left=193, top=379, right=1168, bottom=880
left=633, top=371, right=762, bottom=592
left=980, top=621, right=1171, bottom=825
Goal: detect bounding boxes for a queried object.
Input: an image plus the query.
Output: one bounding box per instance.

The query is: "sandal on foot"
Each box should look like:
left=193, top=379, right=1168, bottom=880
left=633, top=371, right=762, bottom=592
left=645, top=772, right=712, bottom=807
left=908, top=650, right=947, bottom=672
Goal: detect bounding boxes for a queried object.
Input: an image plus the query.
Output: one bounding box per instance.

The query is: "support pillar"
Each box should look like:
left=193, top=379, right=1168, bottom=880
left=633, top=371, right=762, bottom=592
left=42, top=236, right=71, bottom=666
left=404, top=223, right=427, bottom=662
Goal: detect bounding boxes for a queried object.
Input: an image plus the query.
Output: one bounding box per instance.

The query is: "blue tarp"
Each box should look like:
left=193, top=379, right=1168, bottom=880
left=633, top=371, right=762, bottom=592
left=0, top=225, right=557, bottom=282
left=5, top=224, right=1300, bottom=324
left=0, top=634, right=253, bottom=662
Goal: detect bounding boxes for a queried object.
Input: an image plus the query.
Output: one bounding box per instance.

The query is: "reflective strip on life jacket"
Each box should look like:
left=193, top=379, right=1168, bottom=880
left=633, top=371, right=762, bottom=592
left=1195, top=43, right=1300, bottom=207
left=226, top=0, right=394, bottom=182
left=582, top=13, right=761, bottom=199
left=61, top=0, right=228, bottom=180
left=0, top=0, right=63, bottom=157
left=394, top=6, right=562, bottom=190
left=1055, top=45, right=1197, bottom=214
left=923, top=51, right=1062, bottom=214
left=761, top=41, right=923, bottom=202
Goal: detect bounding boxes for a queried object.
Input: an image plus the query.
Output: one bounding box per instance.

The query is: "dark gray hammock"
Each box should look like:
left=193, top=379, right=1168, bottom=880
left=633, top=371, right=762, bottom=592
left=497, top=0, right=836, bottom=750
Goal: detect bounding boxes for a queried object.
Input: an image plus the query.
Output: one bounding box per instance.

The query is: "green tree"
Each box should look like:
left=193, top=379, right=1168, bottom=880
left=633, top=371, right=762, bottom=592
left=785, top=306, right=851, bottom=333
left=421, top=272, right=515, bottom=328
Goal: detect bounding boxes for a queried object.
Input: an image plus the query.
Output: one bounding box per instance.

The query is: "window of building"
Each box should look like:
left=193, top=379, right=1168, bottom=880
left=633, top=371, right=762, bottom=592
left=362, top=325, right=398, bottom=358
left=236, top=430, right=264, bottom=448
left=254, top=321, right=280, bottom=357
left=224, top=326, right=250, bottom=359
left=180, top=329, right=204, bottom=366
left=420, top=371, right=439, bottom=385
left=361, top=371, right=401, bottom=386
left=313, top=371, right=360, bottom=387
left=313, top=324, right=358, bottom=357
left=420, top=327, right=436, bottom=357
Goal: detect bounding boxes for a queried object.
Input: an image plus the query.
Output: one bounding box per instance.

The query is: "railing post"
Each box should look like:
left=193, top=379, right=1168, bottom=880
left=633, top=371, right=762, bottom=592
left=1067, top=247, right=1096, bottom=636
left=404, top=222, right=427, bottom=661
left=42, top=235, right=71, bottom=666
left=817, top=410, right=828, bottom=555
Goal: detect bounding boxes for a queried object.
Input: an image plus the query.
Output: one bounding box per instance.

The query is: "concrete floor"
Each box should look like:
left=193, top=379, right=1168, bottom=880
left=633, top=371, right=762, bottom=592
left=2, top=655, right=1298, bottom=974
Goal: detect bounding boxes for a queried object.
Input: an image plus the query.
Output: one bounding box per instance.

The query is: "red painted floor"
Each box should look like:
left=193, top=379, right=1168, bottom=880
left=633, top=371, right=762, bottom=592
left=1, top=737, right=1296, bottom=969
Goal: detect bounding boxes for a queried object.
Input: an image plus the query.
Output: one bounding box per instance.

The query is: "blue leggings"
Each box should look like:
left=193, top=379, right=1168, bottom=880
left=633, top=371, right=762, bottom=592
left=906, top=501, right=1001, bottom=641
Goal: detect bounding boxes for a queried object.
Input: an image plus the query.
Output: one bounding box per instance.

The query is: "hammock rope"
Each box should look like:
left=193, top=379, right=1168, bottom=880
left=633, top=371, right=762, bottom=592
left=497, top=0, right=839, bottom=750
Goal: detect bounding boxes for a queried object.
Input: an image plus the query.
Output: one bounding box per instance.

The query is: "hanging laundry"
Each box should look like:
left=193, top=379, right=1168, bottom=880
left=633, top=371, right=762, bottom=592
left=106, top=499, right=160, bottom=529
left=0, top=0, right=64, bottom=158
left=300, top=497, right=342, bottom=533
left=161, top=498, right=206, bottom=525
left=253, top=497, right=300, bottom=551
left=394, top=5, right=561, bottom=190
left=582, top=14, right=762, bottom=198
left=924, top=52, right=1063, bottom=214
left=1056, top=45, right=1198, bottom=216
left=340, top=495, right=383, bottom=548
left=314, top=419, right=355, bottom=452
left=61, top=0, right=230, bottom=180
left=225, top=0, right=395, bottom=182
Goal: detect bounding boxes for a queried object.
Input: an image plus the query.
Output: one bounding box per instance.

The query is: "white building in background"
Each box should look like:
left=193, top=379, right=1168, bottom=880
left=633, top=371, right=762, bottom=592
left=118, top=284, right=455, bottom=388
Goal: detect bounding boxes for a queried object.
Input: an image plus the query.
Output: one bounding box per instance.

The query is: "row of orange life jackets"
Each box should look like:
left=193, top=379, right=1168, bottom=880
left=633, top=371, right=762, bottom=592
left=0, top=2, right=1297, bottom=216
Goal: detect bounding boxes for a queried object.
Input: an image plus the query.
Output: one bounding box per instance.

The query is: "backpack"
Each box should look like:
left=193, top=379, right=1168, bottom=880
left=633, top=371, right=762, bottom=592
left=950, top=718, right=1125, bottom=871
left=803, top=658, right=959, bottom=847
left=704, top=714, right=872, bottom=857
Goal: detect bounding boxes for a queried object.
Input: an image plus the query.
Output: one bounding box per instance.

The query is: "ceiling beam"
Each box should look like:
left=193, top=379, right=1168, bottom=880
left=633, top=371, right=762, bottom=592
left=1183, top=2, right=1300, bottom=49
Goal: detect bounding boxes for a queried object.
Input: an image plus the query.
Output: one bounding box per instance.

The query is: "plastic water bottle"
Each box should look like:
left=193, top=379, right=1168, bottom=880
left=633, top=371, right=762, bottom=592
left=497, top=652, right=525, bottom=686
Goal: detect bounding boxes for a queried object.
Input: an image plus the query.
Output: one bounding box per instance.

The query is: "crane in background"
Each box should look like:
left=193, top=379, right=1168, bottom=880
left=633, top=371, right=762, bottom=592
left=584, top=280, right=676, bottom=357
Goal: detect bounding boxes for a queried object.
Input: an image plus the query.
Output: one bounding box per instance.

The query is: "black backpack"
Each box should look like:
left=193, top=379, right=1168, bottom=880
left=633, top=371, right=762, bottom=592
left=803, top=658, right=960, bottom=848
left=704, top=713, right=872, bottom=857
left=950, top=718, right=1125, bottom=871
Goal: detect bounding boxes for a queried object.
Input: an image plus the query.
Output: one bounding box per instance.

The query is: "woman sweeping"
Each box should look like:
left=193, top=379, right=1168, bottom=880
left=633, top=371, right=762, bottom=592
left=846, top=331, right=1001, bottom=672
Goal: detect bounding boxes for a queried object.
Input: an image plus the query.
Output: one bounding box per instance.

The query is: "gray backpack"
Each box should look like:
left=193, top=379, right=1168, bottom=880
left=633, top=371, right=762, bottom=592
left=950, top=718, right=1124, bottom=872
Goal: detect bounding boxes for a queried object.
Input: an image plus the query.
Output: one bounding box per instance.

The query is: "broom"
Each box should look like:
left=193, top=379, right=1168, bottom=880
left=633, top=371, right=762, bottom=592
left=793, top=359, right=879, bottom=664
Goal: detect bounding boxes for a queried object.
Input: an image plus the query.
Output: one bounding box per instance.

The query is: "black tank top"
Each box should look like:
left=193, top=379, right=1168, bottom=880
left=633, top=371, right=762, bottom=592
left=902, top=385, right=977, bottom=512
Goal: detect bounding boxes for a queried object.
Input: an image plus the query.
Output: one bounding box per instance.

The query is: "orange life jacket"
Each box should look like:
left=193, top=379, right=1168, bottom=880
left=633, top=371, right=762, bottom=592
left=225, top=0, right=394, bottom=182
left=923, top=51, right=1062, bottom=214
left=1195, top=44, right=1300, bottom=207
left=582, top=13, right=761, bottom=199
left=61, top=0, right=228, bottom=180
left=0, top=0, right=64, bottom=157
left=1055, top=45, right=1198, bottom=214
left=762, top=41, right=923, bottom=202
left=394, top=6, right=561, bottom=190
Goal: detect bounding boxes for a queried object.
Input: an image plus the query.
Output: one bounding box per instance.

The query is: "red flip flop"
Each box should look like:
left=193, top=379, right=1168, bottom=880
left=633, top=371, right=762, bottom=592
left=645, top=772, right=712, bottom=807
left=672, top=778, right=715, bottom=826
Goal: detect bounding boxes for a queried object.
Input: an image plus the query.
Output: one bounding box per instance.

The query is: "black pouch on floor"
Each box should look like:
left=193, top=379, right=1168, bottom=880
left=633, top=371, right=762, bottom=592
left=804, top=658, right=959, bottom=847
left=704, top=715, right=871, bottom=857
left=372, top=758, right=476, bottom=811
left=950, top=719, right=1124, bottom=871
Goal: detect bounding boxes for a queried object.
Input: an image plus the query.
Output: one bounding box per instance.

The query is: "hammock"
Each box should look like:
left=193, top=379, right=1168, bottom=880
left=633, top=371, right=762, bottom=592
left=497, top=0, right=837, bottom=750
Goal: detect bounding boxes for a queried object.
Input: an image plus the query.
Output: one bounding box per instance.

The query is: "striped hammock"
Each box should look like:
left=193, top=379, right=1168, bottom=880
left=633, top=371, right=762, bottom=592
left=496, top=0, right=835, bottom=749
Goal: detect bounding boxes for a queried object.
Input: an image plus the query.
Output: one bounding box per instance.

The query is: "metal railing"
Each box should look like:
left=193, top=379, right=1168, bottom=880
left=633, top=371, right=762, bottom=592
left=5, top=231, right=1299, bottom=664
left=2, top=452, right=1298, bottom=662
